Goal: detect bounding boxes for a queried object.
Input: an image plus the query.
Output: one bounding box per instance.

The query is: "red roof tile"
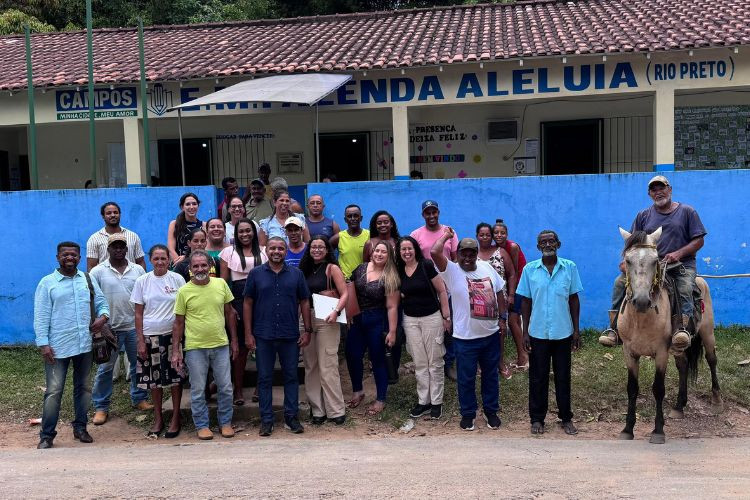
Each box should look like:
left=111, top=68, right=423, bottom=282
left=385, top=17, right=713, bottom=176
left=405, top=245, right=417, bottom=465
left=0, top=0, right=748, bottom=91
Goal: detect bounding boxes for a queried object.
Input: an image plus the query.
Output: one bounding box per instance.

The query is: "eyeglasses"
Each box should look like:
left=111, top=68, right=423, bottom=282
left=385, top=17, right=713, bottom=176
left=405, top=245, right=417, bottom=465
left=230, top=205, right=244, bottom=210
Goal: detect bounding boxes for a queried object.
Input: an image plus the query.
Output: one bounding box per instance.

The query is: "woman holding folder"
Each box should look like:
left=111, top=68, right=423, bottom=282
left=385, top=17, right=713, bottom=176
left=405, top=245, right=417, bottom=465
left=298, top=235, right=348, bottom=425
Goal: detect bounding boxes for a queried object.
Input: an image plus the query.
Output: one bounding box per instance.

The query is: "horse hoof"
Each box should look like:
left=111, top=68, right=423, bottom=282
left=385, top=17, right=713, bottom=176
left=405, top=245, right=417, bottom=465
left=649, top=433, right=666, bottom=444
left=669, top=409, right=684, bottom=420
left=619, top=431, right=634, bottom=440
left=710, top=404, right=724, bottom=415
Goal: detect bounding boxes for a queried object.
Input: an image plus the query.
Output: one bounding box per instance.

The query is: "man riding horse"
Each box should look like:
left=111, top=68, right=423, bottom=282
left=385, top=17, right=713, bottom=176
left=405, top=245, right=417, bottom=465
left=599, top=175, right=707, bottom=353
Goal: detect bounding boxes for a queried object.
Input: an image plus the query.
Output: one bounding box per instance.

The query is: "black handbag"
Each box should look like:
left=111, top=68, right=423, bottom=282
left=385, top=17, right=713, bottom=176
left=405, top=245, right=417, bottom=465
left=84, top=273, right=117, bottom=364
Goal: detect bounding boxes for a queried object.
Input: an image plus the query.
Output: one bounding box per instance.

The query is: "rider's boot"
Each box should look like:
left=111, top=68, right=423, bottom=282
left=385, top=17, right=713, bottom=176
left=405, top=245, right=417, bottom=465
left=670, top=314, right=692, bottom=353
left=598, top=310, right=620, bottom=347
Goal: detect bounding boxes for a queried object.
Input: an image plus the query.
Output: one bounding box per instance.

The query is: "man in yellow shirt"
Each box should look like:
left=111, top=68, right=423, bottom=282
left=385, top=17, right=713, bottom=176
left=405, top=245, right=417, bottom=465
left=332, top=204, right=370, bottom=279
left=171, top=250, right=237, bottom=441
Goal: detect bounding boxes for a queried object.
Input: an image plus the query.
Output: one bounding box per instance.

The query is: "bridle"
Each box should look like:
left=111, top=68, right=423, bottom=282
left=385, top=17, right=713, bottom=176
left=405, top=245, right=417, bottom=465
left=623, top=243, right=667, bottom=313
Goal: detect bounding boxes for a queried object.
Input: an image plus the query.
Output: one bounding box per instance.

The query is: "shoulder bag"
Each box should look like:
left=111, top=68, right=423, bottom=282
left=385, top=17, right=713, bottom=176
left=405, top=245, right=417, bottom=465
left=84, top=273, right=117, bottom=364
left=319, top=264, right=340, bottom=299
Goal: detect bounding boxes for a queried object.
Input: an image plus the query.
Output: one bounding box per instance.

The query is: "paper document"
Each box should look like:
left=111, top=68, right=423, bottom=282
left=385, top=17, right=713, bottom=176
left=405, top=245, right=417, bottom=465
left=312, top=293, right=347, bottom=324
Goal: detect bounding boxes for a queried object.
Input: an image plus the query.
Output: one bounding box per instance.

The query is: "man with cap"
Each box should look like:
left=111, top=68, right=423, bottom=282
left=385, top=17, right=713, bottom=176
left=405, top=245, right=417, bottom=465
left=411, top=200, right=460, bottom=379
left=284, top=216, right=307, bottom=267
left=90, top=233, right=149, bottom=425
left=599, top=175, right=707, bottom=353
left=243, top=178, right=274, bottom=224
left=431, top=227, right=507, bottom=432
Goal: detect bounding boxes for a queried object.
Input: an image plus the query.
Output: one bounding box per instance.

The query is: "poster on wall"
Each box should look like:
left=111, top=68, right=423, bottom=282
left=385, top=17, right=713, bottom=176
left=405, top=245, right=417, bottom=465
left=674, top=105, right=750, bottom=170
left=408, top=123, right=483, bottom=178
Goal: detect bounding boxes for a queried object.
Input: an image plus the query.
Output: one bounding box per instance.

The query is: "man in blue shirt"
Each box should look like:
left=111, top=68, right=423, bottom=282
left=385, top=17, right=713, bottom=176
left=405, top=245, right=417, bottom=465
left=517, top=230, right=583, bottom=436
left=33, top=241, right=110, bottom=449
left=243, top=236, right=312, bottom=437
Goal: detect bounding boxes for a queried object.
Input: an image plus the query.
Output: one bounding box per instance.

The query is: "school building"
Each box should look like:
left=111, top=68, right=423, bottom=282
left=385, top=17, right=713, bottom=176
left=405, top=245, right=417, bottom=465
left=0, top=0, right=748, bottom=190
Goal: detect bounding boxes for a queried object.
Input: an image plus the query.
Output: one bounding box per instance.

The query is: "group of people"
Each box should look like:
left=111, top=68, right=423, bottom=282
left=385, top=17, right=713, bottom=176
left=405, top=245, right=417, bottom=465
left=33, top=170, right=705, bottom=448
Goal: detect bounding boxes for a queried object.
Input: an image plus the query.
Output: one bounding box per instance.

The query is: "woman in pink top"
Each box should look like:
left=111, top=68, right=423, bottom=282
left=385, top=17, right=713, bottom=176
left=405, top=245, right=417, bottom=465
left=493, top=219, right=528, bottom=370
left=219, top=218, right=267, bottom=405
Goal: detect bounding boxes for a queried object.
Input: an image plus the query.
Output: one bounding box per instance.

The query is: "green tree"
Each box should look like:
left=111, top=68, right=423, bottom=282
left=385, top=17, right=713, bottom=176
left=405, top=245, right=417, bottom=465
left=0, top=8, right=55, bottom=34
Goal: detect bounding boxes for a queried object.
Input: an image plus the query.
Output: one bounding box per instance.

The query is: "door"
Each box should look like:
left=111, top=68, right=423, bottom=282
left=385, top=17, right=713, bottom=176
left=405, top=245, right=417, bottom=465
left=157, top=138, right=213, bottom=186
left=0, top=150, right=9, bottom=190
left=318, top=132, right=369, bottom=182
left=541, top=119, right=602, bottom=175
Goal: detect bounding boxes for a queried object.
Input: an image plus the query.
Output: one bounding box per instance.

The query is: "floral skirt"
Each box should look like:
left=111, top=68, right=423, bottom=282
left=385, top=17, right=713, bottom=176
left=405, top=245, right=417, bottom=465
left=136, top=334, right=183, bottom=390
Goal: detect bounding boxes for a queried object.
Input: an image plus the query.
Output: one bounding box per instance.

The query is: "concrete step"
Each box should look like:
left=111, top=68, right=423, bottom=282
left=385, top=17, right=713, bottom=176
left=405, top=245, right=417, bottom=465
left=162, top=385, right=308, bottom=422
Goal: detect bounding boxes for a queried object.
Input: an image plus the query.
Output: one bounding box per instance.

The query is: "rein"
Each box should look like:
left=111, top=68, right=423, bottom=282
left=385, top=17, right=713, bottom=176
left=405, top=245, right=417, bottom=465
left=622, top=244, right=667, bottom=314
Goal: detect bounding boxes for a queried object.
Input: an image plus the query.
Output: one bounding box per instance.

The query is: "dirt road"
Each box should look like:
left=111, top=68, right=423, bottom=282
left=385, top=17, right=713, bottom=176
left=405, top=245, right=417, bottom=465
left=2, top=434, right=748, bottom=498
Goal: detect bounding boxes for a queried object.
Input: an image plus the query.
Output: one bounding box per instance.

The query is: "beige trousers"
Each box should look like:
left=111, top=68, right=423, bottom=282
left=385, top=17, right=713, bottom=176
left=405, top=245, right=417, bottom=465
left=302, top=315, right=346, bottom=418
left=403, top=311, right=445, bottom=405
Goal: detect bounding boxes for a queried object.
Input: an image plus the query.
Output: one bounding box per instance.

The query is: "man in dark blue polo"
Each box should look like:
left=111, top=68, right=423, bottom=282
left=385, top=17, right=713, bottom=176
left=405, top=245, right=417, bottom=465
left=243, top=236, right=312, bottom=436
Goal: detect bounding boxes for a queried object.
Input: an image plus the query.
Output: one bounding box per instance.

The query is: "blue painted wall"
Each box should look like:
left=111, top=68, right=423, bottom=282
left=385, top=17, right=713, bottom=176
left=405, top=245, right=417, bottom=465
left=310, top=170, right=750, bottom=329
left=0, top=186, right=216, bottom=345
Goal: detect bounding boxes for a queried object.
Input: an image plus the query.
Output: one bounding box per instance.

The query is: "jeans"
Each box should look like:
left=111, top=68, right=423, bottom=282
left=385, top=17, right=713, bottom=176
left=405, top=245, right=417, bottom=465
left=91, top=329, right=148, bottom=411
left=40, top=350, right=93, bottom=440
left=346, top=308, right=389, bottom=402
left=454, top=331, right=501, bottom=418
left=611, top=265, right=696, bottom=316
left=184, top=346, right=233, bottom=429
left=529, top=336, right=573, bottom=424
left=256, top=337, right=300, bottom=424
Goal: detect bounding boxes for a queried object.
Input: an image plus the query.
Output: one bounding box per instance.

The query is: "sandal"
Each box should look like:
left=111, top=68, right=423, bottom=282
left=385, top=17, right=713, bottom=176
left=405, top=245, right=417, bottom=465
left=365, top=402, right=385, bottom=417
left=347, top=393, right=365, bottom=409
left=500, top=364, right=513, bottom=380
left=511, top=362, right=529, bottom=372
left=234, top=397, right=245, bottom=406
left=147, top=425, right=164, bottom=439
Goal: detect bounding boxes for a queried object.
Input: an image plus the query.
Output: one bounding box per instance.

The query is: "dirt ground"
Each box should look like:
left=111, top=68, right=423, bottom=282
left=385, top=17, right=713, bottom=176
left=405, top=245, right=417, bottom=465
left=3, top=366, right=750, bottom=450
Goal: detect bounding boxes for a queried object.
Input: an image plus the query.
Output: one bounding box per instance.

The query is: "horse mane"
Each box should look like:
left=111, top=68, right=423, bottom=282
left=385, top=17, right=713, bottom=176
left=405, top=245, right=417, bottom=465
left=622, top=230, right=650, bottom=257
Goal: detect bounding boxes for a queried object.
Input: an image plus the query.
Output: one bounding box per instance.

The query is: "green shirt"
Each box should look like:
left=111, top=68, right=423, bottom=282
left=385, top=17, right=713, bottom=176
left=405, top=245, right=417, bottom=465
left=174, top=277, right=233, bottom=350
left=338, top=229, right=370, bottom=279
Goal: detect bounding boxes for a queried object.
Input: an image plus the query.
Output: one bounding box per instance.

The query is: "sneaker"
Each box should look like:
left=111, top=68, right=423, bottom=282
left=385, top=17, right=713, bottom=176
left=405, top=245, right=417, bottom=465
left=430, top=404, right=443, bottom=420
left=409, top=403, right=432, bottom=418
left=285, top=417, right=305, bottom=434
left=460, top=416, right=475, bottom=431
left=37, top=438, right=53, bottom=449
left=259, top=422, right=274, bottom=437
left=484, top=412, right=501, bottom=430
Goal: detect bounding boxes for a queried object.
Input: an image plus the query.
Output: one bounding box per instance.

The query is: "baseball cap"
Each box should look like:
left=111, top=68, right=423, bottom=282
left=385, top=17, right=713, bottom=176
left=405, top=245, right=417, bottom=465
left=421, top=200, right=439, bottom=212
left=457, top=237, right=478, bottom=251
left=648, top=175, right=670, bottom=189
left=250, top=178, right=265, bottom=187
left=284, top=216, right=304, bottom=229
left=107, top=233, right=127, bottom=246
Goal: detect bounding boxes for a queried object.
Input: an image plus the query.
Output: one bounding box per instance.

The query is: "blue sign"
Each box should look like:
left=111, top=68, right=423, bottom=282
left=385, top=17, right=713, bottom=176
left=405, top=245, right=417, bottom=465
left=56, top=87, right=137, bottom=112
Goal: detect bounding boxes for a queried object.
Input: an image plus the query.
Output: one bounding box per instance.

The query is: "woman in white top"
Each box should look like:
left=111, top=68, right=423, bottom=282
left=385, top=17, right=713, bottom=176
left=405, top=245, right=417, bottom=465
left=224, top=195, right=247, bottom=245
left=133, top=244, right=186, bottom=439
left=219, top=218, right=267, bottom=405
left=258, top=189, right=310, bottom=246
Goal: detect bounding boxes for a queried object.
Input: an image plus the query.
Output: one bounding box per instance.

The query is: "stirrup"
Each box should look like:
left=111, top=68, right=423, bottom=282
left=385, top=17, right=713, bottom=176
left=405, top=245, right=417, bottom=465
left=598, top=328, right=619, bottom=347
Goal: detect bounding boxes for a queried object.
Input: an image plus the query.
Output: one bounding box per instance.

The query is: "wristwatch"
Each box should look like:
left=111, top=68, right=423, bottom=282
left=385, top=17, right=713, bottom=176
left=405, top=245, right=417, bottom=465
left=304, top=327, right=313, bottom=334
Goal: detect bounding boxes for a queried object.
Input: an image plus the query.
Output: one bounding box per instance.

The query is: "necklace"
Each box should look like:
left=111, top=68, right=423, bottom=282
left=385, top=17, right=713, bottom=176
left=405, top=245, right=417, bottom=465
left=313, top=263, right=326, bottom=275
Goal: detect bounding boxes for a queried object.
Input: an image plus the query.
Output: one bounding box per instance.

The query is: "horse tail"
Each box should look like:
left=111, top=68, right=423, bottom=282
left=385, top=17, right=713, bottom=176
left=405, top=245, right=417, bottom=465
left=686, top=332, right=703, bottom=385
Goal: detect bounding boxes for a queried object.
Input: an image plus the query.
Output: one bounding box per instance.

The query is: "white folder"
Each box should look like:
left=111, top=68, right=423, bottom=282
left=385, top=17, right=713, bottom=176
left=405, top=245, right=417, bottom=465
left=312, top=293, right=347, bottom=324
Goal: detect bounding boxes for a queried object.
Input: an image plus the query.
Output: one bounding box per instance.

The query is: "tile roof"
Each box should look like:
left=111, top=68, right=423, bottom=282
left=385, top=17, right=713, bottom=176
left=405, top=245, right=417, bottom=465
left=1, top=0, right=749, bottom=91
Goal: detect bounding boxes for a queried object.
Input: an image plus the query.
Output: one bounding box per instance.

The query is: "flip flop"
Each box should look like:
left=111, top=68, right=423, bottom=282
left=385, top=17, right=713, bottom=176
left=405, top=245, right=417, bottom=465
left=347, top=393, right=365, bottom=409
left=234, top=398, right=245, bottom=406
left=512, top=362, right=529, bottom=372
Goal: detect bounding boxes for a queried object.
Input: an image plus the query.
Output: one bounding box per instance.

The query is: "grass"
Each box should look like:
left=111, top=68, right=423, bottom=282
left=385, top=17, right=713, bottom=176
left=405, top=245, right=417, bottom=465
left=376, top=326, right=750, bottom=428
left=0, top=349, right=152, bottom=427
left=3, top=326, right=749, bottom=430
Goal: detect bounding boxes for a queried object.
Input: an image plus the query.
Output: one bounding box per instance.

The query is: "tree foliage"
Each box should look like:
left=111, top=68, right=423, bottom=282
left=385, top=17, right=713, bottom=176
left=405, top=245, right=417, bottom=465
left=0, top=0, right=507, bottom=33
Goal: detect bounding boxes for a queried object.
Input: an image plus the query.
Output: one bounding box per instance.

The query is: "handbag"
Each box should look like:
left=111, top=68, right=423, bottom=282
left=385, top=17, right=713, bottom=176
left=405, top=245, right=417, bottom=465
left=319, top=264, right=340, bottom=299
left=84, top=273, right=117, bottom=364
left=420, top=261, right=452, bottom=345
left=345, top=279, right=361, bottom=319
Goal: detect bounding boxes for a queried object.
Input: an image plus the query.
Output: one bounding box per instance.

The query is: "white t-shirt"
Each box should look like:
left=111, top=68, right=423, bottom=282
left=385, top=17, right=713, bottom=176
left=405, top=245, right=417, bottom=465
left=130, top=271, right=186, bottom=336
left=441, top=260, right=505, bottom=340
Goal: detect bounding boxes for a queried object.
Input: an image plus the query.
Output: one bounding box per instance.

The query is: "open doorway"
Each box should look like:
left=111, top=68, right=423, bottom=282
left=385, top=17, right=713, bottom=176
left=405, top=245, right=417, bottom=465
left=157, top=138, right=213, bottom=186
left=541, top=119, right=602, bottom=175
left=318, top=132, right=369, bottom=182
